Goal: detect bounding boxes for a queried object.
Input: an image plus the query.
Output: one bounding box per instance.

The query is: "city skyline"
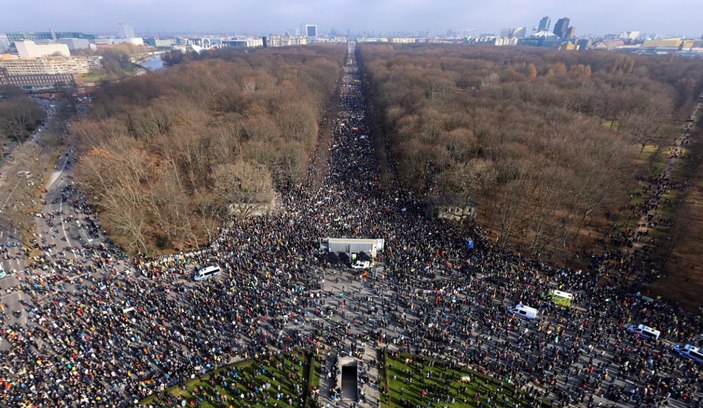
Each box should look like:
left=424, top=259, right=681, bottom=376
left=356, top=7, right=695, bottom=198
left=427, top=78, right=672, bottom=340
left=0, top=0, right=701, bottom=38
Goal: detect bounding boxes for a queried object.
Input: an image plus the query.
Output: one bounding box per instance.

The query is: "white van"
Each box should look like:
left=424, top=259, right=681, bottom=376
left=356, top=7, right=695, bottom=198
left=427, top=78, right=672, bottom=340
left=673, top=344, right=703, bottom=364
left=551, top=290, right=574, bottom=300
left=351, top=260, right=371, bottom=269
left=193, top=265, right=221, bottom=281
left=508, top=304, right=538, bottom=320
left=627, top=324, right=660, bottom=341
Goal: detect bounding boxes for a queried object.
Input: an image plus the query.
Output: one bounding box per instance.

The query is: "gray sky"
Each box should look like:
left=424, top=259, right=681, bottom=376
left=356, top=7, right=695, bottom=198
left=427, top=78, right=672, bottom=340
left=1, top=0, right=701, bottom=37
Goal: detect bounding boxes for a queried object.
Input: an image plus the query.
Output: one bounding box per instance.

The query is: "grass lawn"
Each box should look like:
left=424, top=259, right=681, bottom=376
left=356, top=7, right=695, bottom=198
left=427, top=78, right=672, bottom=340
left=382, top=353, right=542, bottom=407
left=141, top=350, right=316, bottom=407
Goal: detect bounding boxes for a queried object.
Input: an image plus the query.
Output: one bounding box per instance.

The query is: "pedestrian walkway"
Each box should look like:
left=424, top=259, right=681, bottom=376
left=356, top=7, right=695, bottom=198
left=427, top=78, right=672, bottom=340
left=360, top=346, right=380, bottom=407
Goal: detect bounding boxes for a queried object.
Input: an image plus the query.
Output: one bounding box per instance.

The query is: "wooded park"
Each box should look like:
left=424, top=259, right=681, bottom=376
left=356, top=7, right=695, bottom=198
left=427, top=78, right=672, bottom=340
left=0, top=87, right=46, bottom=146
left=74, top=45, right=345, bottom=254
left=358, top=44, right=703, bottom=265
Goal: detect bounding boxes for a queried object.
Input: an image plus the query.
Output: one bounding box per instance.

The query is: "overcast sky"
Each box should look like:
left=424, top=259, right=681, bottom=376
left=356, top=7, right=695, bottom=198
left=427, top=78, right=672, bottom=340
left=1, top=0, right=700, bottom=37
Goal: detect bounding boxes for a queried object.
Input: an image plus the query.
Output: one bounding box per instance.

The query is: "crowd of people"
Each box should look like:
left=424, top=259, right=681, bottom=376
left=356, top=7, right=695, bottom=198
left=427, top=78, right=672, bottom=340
left=0, top=43, right=701, bottom=408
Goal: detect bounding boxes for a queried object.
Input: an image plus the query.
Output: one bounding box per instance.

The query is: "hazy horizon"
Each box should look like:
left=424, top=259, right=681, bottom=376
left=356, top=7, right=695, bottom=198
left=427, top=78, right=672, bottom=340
left=1, top=0, right=701, bottom=38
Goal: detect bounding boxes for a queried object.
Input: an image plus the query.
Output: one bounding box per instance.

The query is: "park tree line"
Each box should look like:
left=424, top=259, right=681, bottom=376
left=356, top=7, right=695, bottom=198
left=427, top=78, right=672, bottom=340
left=0, top=88, right=45, bottom=147
left=75, top=45, right=345, bottom=254
left=358, top=44, right=703, bottom=260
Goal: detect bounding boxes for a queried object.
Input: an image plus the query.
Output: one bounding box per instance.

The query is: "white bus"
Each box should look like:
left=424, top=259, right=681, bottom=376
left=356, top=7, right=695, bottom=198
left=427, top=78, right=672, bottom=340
left=193, top=265, right=221, bottom=281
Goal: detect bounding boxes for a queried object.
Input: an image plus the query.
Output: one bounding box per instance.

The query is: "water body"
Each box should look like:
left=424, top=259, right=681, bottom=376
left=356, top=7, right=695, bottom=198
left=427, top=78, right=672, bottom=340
left=141, top=55, right=164, bottom=71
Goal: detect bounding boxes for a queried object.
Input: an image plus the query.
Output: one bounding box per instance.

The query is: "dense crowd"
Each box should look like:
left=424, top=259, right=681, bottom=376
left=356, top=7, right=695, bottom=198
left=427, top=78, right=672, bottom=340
left=0, top=44, right=701, bottom=408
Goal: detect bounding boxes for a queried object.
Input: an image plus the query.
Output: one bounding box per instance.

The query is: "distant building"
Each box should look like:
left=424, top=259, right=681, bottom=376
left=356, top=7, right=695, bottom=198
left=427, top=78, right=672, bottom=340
left=553, top=18, right=571, bottom=40
left=390, top=37, right=416, bottom=44
left=0, top=67, right=78, bottom=91
left=567, top=26, right=576, bottom=39
left=0, top=55, right=102, bottom=75
left=144, top=38, right=176, bottom=48
left=560, top=41, right=578, bottom=51
left=519, top=30, right=561, bottom=48
left=2, top=31, right=95, bottom=45
left=265, top=35, right=308, bottom=47
left=642, top=37, right=683, bottom=49
left=511, top=26, right=527, bottom=38
left=14, top=40, right=71, bottom=58
left=173, top=37, right=222, bottom=50
left=224, top=38, right=263, bottom=48
left=305, top=24, right=318, bottom=38
left=356, top=37, right=390, bottom=43
left=56, top=38, right=91, bottom=51
left=0, top=34, right=9, bottom=52
left=577, top=38, right=593, bottom=50
left=495, top=37, right=519, bottom=46
left=592, top=39, right=625, bottom=50
left=93, top=38, right=144, bottom=47
left=620, top=31, right=641, bottom=40
left=538, top=16, right=551, bottom=32
left=117, top=23, right=135, bottom=39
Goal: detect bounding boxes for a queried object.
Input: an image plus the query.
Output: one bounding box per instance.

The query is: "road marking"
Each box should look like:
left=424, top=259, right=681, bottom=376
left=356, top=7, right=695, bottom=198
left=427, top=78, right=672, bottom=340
left=17, top=291, right=26, bottom=325
left=46, top=154, right=69, bottom=189
left=59, top=200, right=72, bottom=248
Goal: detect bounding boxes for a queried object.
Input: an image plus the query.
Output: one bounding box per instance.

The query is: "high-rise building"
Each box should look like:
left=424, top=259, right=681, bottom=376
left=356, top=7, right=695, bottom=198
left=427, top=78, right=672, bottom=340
left=538, top=16, right=551, bottom=32
left=567, top=26, right=576, bottom=39
left=553, top=18, right=570, bottom=39
left=118, top=23, right=135, bottom=39
left=305, top=24, right=317, bottom=38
